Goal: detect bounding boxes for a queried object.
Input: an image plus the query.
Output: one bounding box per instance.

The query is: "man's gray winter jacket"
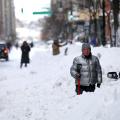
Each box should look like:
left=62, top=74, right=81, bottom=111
left=70, top=55, right=102, bottom=86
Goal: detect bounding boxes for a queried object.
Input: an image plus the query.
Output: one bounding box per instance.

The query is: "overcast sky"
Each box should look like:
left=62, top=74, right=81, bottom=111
left=14, top=0, right=51, bottom=22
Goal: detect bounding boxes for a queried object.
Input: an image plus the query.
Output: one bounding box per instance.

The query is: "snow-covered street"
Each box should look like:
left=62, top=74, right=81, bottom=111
left=0, top=42, right=120, bottom=120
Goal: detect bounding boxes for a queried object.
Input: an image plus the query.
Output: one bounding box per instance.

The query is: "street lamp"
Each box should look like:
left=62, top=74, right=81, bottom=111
left=84, top=21, right=89, bottom=43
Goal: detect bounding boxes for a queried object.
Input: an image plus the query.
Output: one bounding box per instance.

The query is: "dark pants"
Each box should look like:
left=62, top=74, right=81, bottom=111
left=75, top=85, right=95, bottom=95
left=20, top=63, right=27, bottom=68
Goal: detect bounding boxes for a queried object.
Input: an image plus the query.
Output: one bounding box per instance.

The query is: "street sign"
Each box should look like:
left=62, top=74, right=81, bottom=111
left=32, top=11, right=52, bottom=16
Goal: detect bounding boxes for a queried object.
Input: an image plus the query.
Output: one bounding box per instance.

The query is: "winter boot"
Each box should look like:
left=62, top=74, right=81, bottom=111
left=25, top=63, right=27, bottom=67
left=20, top=63, right=23, bottom=68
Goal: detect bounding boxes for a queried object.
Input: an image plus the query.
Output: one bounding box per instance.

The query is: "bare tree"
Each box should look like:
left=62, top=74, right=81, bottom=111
left=112, top=0, right=119, bottom=46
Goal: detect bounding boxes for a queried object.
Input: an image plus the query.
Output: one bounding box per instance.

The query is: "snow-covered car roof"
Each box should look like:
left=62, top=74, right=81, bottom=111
left=0, top=41, right=6, bottom=44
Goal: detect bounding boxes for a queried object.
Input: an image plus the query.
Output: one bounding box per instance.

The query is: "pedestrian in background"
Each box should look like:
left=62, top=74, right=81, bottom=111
left=20, top=41, right=31, bottom=68
left=52, top=40, right=67, bottom=55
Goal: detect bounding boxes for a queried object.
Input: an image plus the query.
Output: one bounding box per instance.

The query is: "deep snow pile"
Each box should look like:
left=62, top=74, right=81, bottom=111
left=0, top=42, right=120, bottom=120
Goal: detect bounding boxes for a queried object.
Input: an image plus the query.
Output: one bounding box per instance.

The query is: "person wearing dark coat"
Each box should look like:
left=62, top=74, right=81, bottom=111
left=20, top=41, right=31, bottom=68
left=70, top=43, right=102, bottom=95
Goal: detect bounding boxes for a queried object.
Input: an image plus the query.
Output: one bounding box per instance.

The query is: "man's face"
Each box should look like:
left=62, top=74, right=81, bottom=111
left=82, top=48, right=90, bottom=56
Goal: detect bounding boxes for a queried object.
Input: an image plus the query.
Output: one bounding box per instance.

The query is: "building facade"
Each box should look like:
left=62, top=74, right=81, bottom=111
left=0, top=0, right=16, bottom=42
left=50, top=0, right=120, bottom=46
left=0, top=0, right=4, bottom=39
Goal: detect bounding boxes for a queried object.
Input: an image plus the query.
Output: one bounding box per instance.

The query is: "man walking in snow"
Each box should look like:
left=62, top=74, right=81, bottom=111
left=70, top=43, right=102, bottom=95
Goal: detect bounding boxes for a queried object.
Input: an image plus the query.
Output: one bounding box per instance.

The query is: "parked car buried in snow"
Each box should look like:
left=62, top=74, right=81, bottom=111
left=0, top=42, right=9, bottom=61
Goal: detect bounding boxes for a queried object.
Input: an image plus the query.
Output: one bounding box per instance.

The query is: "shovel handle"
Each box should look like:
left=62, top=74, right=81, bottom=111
left=78, top=79, right=80, bottom=95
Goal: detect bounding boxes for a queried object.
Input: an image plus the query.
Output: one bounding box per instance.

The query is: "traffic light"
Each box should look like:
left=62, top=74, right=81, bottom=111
left=21, top=8, right=23, bottom=13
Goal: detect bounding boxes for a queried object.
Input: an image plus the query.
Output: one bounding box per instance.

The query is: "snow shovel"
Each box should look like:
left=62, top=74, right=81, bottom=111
left=78, top=79, right=81, bottom=95
left=77, top=64, right=82, bottom=95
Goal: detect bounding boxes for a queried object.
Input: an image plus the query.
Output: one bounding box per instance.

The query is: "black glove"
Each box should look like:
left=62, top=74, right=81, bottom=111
left=75, top=73, right=80, bottom=79
left=97, top=83, right=101, bottom=88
